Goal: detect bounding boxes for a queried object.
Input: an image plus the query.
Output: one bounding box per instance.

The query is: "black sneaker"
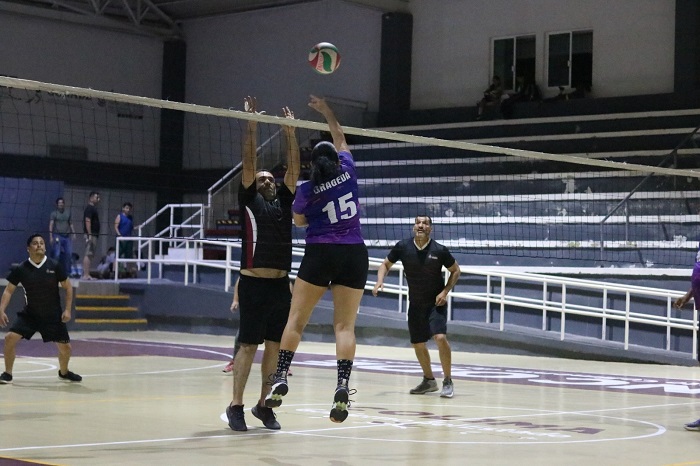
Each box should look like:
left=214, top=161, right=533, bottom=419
left=0, top=372, right=12, bottom=384
left=226, top=404, right=247, bottom=431
left=264, top=373, right=288, bottom=408
left=330, top=384, right=352, bottom=423
left=58, top=370, right=82, bottom=382
left=251, top=404, right=281, bottom=430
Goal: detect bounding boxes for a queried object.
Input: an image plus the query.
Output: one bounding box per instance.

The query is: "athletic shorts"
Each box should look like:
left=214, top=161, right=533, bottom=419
left=237, top=275, right=291, bottom=345
left=85, top=236, right=98, bottom=258
left=10, top=312, right=70, bottom=343
left=407, top=303, right=447, bottom=344
left=297, top=243, right=368, bottom=290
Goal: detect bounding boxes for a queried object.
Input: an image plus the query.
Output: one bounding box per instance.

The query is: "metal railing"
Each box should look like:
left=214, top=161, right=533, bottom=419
left=114, top=237, right=696, bottom=360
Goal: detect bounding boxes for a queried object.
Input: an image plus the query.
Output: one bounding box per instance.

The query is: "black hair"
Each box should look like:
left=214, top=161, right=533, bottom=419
left=123, top=202, right=133, bottom=208
left=56, top=197, right=64, bottom=204
left=27, top=233, right=44, bottom=246
left=89, top=191, right=99, bottom=197
left=310, top=141, right=341, bottom=185
left=415, top=215, right=432, bottom=225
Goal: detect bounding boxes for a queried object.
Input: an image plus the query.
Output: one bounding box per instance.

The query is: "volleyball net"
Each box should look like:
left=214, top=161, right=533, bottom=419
left=2, top=75, right=700, bottom=270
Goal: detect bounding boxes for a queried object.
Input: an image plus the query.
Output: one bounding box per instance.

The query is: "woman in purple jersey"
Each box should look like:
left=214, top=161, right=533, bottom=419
left=265, top=95, right=368, bottom=424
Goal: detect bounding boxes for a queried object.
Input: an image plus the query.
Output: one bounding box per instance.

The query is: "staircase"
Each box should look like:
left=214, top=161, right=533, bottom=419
left=74, top=281, right=147, bottom=331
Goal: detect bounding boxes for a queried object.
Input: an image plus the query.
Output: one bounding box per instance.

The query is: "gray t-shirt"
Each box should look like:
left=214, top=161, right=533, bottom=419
left=50, top=209, right=72, bottom=235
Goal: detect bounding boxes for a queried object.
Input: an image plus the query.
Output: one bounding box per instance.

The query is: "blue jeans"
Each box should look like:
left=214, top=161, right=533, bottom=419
left=51, top=234, right=72, bottom=276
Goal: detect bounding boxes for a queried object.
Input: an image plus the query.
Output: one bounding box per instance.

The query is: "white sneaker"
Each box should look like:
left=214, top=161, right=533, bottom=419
left=440, top=378, right=454, bottom=398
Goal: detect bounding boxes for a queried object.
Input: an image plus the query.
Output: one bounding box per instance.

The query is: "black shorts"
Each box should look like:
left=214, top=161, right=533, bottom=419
left=10, top=312, right=70, bottom=343
left=407, top=303, right=447, bottom=344
left=297, top=243, right=368, bottom=290
left=237, top=275, right=291, bottom=345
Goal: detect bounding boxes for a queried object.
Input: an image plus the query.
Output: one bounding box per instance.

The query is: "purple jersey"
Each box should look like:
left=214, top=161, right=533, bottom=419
left=293, top=150, right=364, bottom=244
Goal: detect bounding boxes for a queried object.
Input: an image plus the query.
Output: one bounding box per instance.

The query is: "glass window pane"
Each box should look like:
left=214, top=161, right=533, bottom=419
left=572, top=31, right=593, bottom=90
left=515, top=36, right=536, bottom=88
left=493, top=38, right=514, bottom=90
left=548, top=33, right=570, bottom=87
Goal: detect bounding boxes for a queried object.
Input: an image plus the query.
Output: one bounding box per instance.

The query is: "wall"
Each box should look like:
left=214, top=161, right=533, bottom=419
left=0, top=13, right=163, bottom=95
left=181, top=0, right=383, bottom=169
left=410, top=0, right=676, bottom=109
left=0, top=177, right=62, bottom=273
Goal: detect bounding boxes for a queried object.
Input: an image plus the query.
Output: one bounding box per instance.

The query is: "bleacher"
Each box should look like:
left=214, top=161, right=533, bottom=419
left=343, top=94, right=700, bottom=269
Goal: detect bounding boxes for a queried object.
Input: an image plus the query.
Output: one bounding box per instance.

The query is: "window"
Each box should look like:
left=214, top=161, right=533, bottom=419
left=547, top=30, right=592, bottom=90
left=493, top=35, right=536, bottom=91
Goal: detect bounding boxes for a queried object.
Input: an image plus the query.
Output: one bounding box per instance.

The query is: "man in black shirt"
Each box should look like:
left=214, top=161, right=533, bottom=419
left=225, top=97, right=299, bottom=432
left=82, top=191, right=100, bottom=280
left=373, top=216, right=461, bottom=398
left=0, top=234, right=81, bottom=384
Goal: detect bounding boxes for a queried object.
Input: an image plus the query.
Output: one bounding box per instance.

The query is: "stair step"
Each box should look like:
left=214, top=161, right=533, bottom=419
left=74, top=318, right=148, bottom=324
left=76, top=295, right=129, bottom=300
left=75, top=306, right=139, bottom=312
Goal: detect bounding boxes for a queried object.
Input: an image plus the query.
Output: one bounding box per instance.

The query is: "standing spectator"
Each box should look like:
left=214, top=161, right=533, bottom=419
left=476, top=75, right=503, bottom=120
left=373, top=216, right=461, bottom=398
left=48, top=197, right=75, bottom=276
left=114, top=202, right=135, bottom=276
left=0, top=234, right=81, bottom=384
left=82, top=191, right=100, bottom=280
left=225, top=97, right=300, bottom=432
left=265, top=95, right=368, bottom=424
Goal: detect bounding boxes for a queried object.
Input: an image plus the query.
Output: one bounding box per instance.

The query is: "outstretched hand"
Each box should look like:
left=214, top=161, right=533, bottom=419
left=308, top=94, right=331, bottom=116
left=244, top=96, right=265, bottom=115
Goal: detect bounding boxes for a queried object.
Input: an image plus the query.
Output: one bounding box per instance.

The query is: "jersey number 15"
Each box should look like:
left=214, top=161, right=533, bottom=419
left=321, top=192, right=357, bottom=224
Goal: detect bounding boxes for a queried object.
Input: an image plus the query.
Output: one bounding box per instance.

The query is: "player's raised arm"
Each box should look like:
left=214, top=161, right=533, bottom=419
left=241, top=96, right=260, bottom=189
left=308, top=95, right=348, bottom=153
left=282, top=106, right=300, bottom=193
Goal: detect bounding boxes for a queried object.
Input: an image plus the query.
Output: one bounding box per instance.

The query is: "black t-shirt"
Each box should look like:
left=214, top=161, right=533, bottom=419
left=387, top=238, right=456, bottom=304
left=83, top=204, right=100, bottom=235
left=6, top=257, right=67, bottom=319
left=238, top=182, right=294, bottom=271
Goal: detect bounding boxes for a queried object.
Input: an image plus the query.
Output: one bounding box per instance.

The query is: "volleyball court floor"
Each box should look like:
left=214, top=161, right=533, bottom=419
left=2, top=331, right=700, bottom=466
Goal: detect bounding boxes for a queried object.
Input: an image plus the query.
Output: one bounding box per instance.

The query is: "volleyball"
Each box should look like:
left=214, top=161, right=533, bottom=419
left=308, top=42, right=341, bottom=75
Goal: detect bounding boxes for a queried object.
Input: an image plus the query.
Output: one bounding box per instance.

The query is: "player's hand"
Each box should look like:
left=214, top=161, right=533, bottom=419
left=243, top=96, right=265, bottom=115
left=674, top=297, right=688, bottom=309
left=308, top=94, right=331, bottom=116
left=0, top=312, right=8, bottom=328
left=230, top=301, right=239, bottom=313
left=435, top=292, right=448, bottom=307
left=372, top=282, right=383, bottom=296
left=61, top=309, right=71, bottom=323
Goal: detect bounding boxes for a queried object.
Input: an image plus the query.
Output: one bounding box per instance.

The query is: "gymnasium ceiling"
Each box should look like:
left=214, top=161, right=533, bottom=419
left=0, top=0, right=410, bottom=39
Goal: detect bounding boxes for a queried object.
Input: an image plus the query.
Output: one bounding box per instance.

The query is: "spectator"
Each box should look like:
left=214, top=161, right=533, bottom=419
left=501, top=75, right=541, bottom=119
left=48, top=197, right=75, bottom=276
left=82, top=191, right=100, bottom=280
left=114, top=202, right=135, bottom=276
left=96, top=247, right=116, bottom=279
left=476, top=76, right=503, bottom=120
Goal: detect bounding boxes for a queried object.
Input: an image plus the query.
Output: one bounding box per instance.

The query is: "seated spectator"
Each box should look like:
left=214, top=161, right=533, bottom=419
left=501, top=75, right=541, bottom=119
left=543, top=83, right=592, bottom=103
left=476, top=76, right=503, bottom=120
left=96, top=247, right=116, bottom=279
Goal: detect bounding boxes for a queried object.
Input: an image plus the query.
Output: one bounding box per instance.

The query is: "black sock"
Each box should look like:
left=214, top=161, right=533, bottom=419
left=337, top=359, right=353, bottom=387
left=276, top=349, right=295, bottom=376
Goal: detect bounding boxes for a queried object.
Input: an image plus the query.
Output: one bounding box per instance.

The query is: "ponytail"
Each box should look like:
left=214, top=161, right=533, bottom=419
left=310, top=141, right=341, bottom=185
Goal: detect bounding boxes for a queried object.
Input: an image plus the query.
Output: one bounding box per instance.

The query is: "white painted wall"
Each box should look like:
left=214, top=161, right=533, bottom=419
left=410, top=0, right=676, bottom=109
left=0, top=13, right=163, bottom=96
left=183, top=1, right=383, bottom=115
